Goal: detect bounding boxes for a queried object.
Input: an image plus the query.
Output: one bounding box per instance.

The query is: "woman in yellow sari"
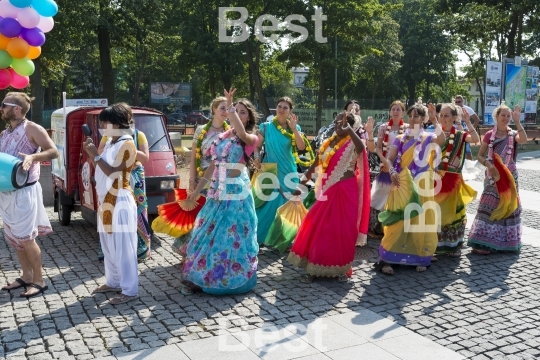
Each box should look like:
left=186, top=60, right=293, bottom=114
left=375, top=103, right=445, bottom=275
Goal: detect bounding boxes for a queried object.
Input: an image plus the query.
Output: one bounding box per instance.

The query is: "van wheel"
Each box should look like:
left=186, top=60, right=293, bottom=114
left=57, top=197, right=72, bottom=226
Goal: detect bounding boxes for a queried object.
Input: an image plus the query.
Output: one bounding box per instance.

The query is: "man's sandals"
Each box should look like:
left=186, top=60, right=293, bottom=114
left=109, top=294, right=138, bottom=305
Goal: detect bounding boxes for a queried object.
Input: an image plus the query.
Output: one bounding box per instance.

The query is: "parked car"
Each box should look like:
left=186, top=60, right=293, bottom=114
left=202, top=110, right=211, bottom=118
left=186, top=110, right=207, bottom=125
left=166, top=112, right=186, bottom=124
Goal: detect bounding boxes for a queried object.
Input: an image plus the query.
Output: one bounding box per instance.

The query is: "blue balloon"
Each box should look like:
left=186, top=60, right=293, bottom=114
left=31, top=0, right=58, bottom=17
left=9, top=0, right=33, bottom=8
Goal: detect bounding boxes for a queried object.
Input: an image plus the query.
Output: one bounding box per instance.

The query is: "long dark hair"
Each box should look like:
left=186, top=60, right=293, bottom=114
left=233, top=98, right=259, bottom=164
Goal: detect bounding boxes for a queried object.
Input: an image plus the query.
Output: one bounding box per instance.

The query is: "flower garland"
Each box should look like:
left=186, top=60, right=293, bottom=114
left=318, top=134, right=351, bottom=172
left=207, top=129, right=236, bottom=200
left=487, top=125, right=513, bottom=184
left=195, top=121, right=230, bottom=177
left=441, top=126, right=456, bottom=171
left=382, top=118, right=404, bottom=157
left=272, top=117, right=315, bottom=167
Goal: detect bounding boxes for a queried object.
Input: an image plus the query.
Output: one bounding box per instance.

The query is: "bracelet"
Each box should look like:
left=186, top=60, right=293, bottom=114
left=200, top=177, right=210, bottom=184
left=342, top=124, right=351, bottom=131
left=227, top=106, right=236, bottom=113
left=367, top=138, right=374, bottom=142
left=518, top=129, right=526, bottom=132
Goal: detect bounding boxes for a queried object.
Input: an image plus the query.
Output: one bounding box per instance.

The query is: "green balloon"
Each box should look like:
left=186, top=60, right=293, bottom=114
left=11, top=58, right=35, bottom=76
left=0, top=50, right=12, bottom=69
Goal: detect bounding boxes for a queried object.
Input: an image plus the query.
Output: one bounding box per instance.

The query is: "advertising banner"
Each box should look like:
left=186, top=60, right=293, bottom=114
left=150, top=83, right=191, bottom=105
left=484, top=61, right=502, bottom=125
left=504, top=63, right=527, bottom=124
left=524, top=66, right=539, bottom=124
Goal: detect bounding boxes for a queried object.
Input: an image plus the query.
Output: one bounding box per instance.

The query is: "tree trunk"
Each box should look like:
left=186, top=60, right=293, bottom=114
left=407, top=81, right=416, bottom=107
left=46, top=82, right=53, bottom=109
left=133, top=46, right=147, bottom=106
left=516, top=12, right=523, bottom=56
left=97, top=24, right=115, bottom=104
left=244, top=41, right=270, bottom=116
left=507, top=11, right=519, bottom=58
left=30, top=57, right=43, bottom=125
left=371, top=77, right=378, bottom=109
left=316, top=67, right=326, bottom=133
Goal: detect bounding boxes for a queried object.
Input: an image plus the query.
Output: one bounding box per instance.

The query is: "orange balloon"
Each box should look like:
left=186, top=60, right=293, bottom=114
left=28, top=46, right=41, bottom=60
left=7, top=38, right=29, bottom=59
left=0, top=35, right=11, bottom=50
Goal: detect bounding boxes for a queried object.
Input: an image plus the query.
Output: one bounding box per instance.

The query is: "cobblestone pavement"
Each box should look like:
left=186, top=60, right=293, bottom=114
left=1, top=157, right=540, bottom=360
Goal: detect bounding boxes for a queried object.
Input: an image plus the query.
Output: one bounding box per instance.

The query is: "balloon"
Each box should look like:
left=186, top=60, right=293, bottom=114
left=6, top=37, right=28, bottom=58
left=20, top=27, right=44, bottom=46
left=9, top=0, right=32, bottom=8
left=36, top=15, right=53, bottom=33
left=30, top=0, right=57, bottom=17
left=11, top=57, right=33, bottom=75
left=0, top=49, right=11, bottom=68
left=0, top=67, right=11, bottom=89
left=0, top=17, right=22, bottom=37
left=27, top=45, right=39, bottom=59
left=17, top=7, right=40, bottom=29
left=8, top=67, right=28, bottom=88
left=0, top=0, right=19, bottom=18
left=0, top=33, right=10, bottom=49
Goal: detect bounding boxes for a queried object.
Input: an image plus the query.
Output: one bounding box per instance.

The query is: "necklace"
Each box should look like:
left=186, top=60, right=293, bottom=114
left=441, top=127, right=456, bottom=171
left=7, top=119, right=25, bottom=133
left=318, top=134, right=350, bottom=172
left=195, top=120, right=230, bottom=177
left=210, top=123, right=223, bottom=130
left=272, top=117, right=314, bottom=167
left=382, top=118, right=404, bottom=157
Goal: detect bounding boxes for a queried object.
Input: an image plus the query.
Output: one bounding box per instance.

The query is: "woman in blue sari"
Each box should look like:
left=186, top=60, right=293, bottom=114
left=180, top=90, right=259, bottom=295
left=253, top=97, right=313, bottom=249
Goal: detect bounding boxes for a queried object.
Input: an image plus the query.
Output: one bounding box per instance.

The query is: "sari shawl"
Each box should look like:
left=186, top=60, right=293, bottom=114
left=467, top=130, right=521, bottom=251
left=378, top=133, right=438, bottom=267
left=287, top=140, right=365, bottom=277
left=434, top=130, right=477, bottom=254
left=255, top=122, right=299, bottom=243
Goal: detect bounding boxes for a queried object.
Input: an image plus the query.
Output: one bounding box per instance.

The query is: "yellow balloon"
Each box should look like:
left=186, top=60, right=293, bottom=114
left=28, top=46, right=41, bottom=60
left=0, top=35, right=11, bottom=50
left=7, top=38, right=30, bottom=59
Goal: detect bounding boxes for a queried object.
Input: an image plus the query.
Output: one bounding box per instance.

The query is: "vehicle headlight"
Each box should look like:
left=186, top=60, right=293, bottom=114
left=160, top=180, right=175, bottom=190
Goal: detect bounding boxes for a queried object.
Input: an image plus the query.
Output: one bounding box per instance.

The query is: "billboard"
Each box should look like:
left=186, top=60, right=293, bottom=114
left=150, top=82, right=191, bottom=105
left=504, top=63, right=527, bottom=125
left=525, top=66, right=539, bottom=124
left=484, top=61, right=503, bottom=125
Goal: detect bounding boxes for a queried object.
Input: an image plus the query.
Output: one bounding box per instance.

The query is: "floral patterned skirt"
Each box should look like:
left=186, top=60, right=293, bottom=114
left=182, top=173, right=259, bottom=295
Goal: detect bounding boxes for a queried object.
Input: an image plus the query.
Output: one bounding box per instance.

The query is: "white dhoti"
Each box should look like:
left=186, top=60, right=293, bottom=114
left=0, top=182, right=52, bottom=250
left=97, top=190, right=138, bottom=296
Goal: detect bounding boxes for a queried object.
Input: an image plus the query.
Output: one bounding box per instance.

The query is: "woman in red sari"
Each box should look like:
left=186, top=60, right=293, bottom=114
left=287, top=111, right=367, bottom=283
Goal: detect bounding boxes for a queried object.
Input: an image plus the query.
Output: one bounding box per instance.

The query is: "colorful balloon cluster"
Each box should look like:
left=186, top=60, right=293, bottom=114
left=0, top=0, right=57, bottom=89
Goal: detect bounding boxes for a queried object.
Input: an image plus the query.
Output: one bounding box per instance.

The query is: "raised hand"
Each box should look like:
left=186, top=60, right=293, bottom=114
left=365, top=116, right=374, bottom=134
left=511, top=105, right=521, bottom=123
left=223, top=88, right=237, bottom=106
left=427, top=103, right=436, bottom=120
left=289, top=113, right=298, bottom=129
left=462, top=107, right=470, bottom=123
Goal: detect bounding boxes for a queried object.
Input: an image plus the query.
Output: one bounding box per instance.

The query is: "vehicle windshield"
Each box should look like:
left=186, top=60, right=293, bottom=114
left=134, top=114, right=171, bottom=151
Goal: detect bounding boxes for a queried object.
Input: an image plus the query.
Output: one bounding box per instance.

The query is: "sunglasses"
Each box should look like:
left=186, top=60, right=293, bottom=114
left=1, top=102, right=18, bottom=109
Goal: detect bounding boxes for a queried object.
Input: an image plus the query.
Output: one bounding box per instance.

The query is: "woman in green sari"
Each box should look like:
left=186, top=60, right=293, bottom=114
left=253, top=97, right=313, bottom=249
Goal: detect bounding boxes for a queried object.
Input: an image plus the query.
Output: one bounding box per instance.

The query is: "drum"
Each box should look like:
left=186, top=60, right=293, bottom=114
left=0, top=153, right=29, bottom=192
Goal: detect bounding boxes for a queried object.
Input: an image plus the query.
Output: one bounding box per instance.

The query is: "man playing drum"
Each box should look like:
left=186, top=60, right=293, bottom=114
left=0, top=92, right=59, bottom=298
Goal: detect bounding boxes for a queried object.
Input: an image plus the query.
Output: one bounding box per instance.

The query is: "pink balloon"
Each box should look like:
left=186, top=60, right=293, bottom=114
left=0, top=67, right=11, bottom=88
left=36, top=15, right=53, bottom=33
left=17, top=7, right=40, bottom=29
left=0, top=0, right=19, bottom=18
left=8, top=66, right=28, bottom=88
